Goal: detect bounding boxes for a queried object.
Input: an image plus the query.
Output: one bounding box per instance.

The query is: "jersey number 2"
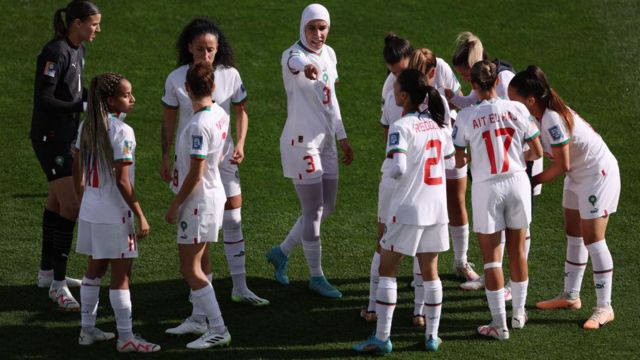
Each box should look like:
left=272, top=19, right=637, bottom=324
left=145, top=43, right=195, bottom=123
left=482, top=127, right=515, bottom=174
left=424, top=139, right=442, bottom=185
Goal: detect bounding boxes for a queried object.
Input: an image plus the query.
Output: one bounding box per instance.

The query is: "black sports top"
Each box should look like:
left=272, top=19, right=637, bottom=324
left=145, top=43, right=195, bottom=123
left=31, top=37, right=86, bottom=142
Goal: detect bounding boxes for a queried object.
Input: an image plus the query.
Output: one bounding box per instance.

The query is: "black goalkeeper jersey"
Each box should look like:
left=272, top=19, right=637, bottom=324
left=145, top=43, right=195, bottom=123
left=31, top=37, right=86, bottom=142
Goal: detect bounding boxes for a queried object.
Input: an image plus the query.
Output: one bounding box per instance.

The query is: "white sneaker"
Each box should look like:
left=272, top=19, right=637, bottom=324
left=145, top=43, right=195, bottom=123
left=165, top=316, right=208, bottom=335
left=504, top=284, right=513, bottom=301
left=477, top=322, right=509, bottom=340
left=186, top=328, right=231, bottom=349
left=79, top=327, right=116, bottom=345
left=460, top=275, right=485, bottom=291
left=49, top=286, right=80, bottom=311
left=37, top=272, right=82, bottom=288
left=454, top=262, right=481, bottom=282
left=512, top=312, right=528, bottom=329
left=117, top=335, right=161, bottom=353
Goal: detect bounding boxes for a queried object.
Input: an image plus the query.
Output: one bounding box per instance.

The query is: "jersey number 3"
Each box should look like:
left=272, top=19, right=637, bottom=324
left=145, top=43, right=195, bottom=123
left=424, top=139, right=442, bottom=185
left=482, top=127, right=515, bottom=174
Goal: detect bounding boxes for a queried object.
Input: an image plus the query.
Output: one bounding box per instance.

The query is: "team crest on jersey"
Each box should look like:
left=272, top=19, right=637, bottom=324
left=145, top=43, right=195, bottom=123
left=192, top=135, right=203, bottom=150
left=548, top=125, right=564, bottom=141
left=123, top=140, right=132, bottom=155
left=389, top=132, right=400, bottom=146
left=43, top=61, right=58, bottom=78
left=452, top=125, right=459, bottom=139
left=240, top=84, right=246, bottom=94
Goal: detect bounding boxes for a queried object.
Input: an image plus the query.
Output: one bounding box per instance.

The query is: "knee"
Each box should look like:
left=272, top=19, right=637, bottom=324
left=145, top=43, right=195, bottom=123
left=223, top=208, right=243, bottom=241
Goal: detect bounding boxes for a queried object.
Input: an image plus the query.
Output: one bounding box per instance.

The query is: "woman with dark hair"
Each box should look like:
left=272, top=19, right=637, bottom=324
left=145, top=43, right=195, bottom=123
left=453, top=60, right=542, bottom=340
left=353, top=69, right=453, bottom=354
left=31, top=0, right=101, bottom=311
left=508, top=66, right=620, bottom=330
left=161, top=17, right=268, bottom=337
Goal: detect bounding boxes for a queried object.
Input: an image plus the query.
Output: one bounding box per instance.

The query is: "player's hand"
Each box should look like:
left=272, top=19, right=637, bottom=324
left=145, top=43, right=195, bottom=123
left=165, top=203, right=178, bottom=225
left=339, top=138, right=354, bottom=165
left=160, top=158, right=172, bottom=182
left=444, top=88, right=454, bottom=100
left=304, top=64, right=319, bottom=80
left=136, top=215, right=150, bottom=240
left=230, top=143, right=245, bottom=164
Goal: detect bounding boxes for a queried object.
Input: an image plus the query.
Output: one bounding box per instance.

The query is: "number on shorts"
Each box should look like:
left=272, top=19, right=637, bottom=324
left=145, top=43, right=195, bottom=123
left=303, top=155, right=316, bottom=173
left=424, top=139, right=443, bottom=185
left=322, top=86, right=331, bottom=105
left=172, top=169, right=179, bottom=187
left=482, top=127, right=515, bottom=174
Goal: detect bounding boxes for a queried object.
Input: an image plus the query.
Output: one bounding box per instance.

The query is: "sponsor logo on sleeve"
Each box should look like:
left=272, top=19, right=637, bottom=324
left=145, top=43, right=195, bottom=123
left=389, top=132, right=400, bottom=146
left=548, top=125, right=564, bottom=141
left=192, top=135, right=203, bottom=150
left=43, top=61, right=58, bottom=78
left=452, top=125, right=459, bottom=139
left=123, top=140, right=132, bottom=155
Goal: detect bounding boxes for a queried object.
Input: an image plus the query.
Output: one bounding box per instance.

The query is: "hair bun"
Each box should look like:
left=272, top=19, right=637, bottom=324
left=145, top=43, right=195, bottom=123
left=384, top=33, right=399, bottom=44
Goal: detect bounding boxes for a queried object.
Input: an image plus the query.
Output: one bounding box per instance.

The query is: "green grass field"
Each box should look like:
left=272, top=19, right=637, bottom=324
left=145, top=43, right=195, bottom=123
left=1, top=0, right=638, bottom=358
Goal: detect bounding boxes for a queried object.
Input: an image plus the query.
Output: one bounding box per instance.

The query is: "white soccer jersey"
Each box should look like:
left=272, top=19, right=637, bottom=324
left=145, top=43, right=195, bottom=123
left=433, top=57, right=462, bottom=95
left=539, top=108, right=616, bottom=180
left=172, top=104, right=228, bottom=210
left=162, top=64, right=247, bottom=153
left=386, top=113, right=454, bottom=226
left=75, top=114, right=136, bottom=224
left=450, top=71, right=514, bottom=109
left=280, top=41, right=345, bottom=149
left=452, top=98, right=540, bottom=183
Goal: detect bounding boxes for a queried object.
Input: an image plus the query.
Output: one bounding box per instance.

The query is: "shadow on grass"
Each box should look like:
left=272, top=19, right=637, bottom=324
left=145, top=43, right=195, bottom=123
left=11, top=193, right=48, bottom=199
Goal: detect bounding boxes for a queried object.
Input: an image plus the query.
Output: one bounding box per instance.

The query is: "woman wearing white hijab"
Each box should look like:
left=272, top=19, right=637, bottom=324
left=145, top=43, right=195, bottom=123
left=266, top=3, right=353, bottom=299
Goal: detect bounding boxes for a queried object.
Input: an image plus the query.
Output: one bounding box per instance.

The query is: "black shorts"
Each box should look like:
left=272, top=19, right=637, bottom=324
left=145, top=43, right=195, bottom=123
left=31, top=139, right=74, bottom=182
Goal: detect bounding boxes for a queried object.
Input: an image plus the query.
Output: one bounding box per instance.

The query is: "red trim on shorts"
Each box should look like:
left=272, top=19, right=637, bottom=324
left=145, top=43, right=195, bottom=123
left=298, top=174, right=302, bottom=180
left=392, top=216, right=396, bottom=223
left=375, top=300, right=396, bottom=306
left=601, top=169, right=606, bottom=176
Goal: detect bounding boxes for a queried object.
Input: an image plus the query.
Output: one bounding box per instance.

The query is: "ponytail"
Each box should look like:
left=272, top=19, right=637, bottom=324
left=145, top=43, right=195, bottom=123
left=452, top=31, right=487, bottom=68
left=408, top=48, right=437, bottom=78
left=396, top=69, right=445, bottom=128
left=509, top=65, right=574, bottom=131
left=425, top=86, right=446, bottom=127
left=470, top=60, right=498, bottom=91
left=52, top=1, right=100, bottom=39
left=80, top=73, right=125, bottom=180
left=383, top=33, right=413, bottom=65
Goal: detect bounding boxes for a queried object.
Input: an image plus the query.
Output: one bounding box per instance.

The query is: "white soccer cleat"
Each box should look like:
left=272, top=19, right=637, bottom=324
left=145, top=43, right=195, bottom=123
left=454, top=262, right=481, bottom=282
left=511, top=312, right=528, bottom=329
left=78, top=327, right=116, bottom=346
left=504, top=284, right=512, bottom=302
left=117, top=335, right=161, bottom=353
left=583, top=306, right=615, bottom=330
left=460, top=275, right=485, bottom=291
left=186, top=328, right=231, bottom=349
left=49, top=286, right=80, bottom=312
left=37, top=272, right=82, bottom=288
left=477, top=322, right=509, bottom=340
left=165, top=316, right=208, bottom=336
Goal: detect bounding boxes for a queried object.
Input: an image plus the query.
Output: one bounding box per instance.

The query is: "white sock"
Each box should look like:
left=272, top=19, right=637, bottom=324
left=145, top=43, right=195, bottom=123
left=367, top=252, right=380, bottom=312
left=524, top=228, right=531, bottom=260
left=280, top=217, right=302, bottom=256
left=424, top=279, right=443, bottom=338
left=302, top=240, right=323, bottom=277
left=109, top=289, right=133, bottom=341
left=80, top=276, right=101, bottom=330
left=413, top=258, right=424, bottom=316
left=191, top=283, right=225, bottom=333
left=51, top=279, right=65, bottom=290
left=224, top=241, right=248, bottom=295
left=485, top=288, right=507, bottom=329
left=510, top=280, right=528, bottom=317
left=190, top=274, right=213, bottom=322
left=499, top=231, right=506, bottom=260
left=564, top=236, right=588, bottom=297
left=587, top=240, right=614, bottom=307
left=375, top=277, right=397, bottom=342
left=450, top=224, right=469, bottom=266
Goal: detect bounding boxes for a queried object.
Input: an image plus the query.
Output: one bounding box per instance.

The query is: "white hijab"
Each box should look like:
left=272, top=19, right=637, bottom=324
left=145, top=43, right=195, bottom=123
left=299, top=3, right=330, bottom=52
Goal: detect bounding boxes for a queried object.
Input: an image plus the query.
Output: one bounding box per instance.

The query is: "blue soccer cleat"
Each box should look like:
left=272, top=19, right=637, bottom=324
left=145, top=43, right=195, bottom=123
left=266, top=246, right=290, bottom=285
left=352, top=335, right=392, bottom=355
left=309, top=276, right=342, bottom=298
left=425, top=335, right=442, bottom=352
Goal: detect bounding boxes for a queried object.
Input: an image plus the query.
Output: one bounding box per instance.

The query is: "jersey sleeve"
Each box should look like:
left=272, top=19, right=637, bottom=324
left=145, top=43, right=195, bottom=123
left=188, top=121, right=210, bottom=159
left=497, top=71, right=515, bottom=99
left=113, top=126, right=135, bottom=163
left=452, top=112, right=469, bottom=148
left=34, top=45, right=84, bottom=113
left=438, top=59, right=462, bottom=93
left=450, top=90, right=478, bottom=109
left=543, top=111, right=570, bottom=146
left=230, top=69, right=248, bottom=105
left=285, top=48, right=310, bottom=74
left=386, top=123, right=408, bottom=158
left=443, top=132, right=455, bottom=159
left=161, top=74, right=179, bottom=109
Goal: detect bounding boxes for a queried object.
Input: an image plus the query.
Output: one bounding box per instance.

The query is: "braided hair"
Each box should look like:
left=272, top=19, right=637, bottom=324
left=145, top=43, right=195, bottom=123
left=79, top=72, right=126, bottom=180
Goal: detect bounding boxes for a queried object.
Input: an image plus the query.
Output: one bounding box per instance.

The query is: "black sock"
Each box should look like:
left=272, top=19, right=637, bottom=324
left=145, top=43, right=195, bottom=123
left=53, top=216, right=76, bottom=281
left=40, top=209, right=59, bottom=271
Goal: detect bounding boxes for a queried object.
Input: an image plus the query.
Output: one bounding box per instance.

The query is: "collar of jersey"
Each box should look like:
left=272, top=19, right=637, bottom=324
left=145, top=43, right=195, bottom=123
left=108, top=112, right=126, bottom=121
left=297, top=40, right=322, bottom=55
left=476, top=97, right=503, bottom=105
left=194, top=105, right=211, bottom=114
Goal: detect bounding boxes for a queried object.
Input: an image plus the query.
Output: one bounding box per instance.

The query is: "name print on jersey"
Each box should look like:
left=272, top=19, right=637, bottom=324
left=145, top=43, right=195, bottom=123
left=414, top=119, right=441, bottom=133
left=472, top=111, right=518, bottom=129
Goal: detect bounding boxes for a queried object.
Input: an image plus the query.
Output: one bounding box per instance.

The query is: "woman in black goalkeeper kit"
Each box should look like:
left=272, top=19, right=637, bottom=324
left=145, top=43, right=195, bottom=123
left=31, top=0, right=101, bottom=311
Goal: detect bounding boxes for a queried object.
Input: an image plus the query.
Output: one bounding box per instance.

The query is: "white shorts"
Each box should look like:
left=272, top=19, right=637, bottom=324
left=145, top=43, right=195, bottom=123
left=380, top=222, right=449, bottom=256
left=445, top=156, right=468, bottom=180
left=76, top=216, right=137, bottom=259
left=563, top=164, right=620, bottom=219
left=176, top=203, right=223, bottom=244
left=531, top=158, right=543, bottom=196
left=471, top=172, right=531, bottom=234
left=220, top=142, right=241, bottom=198
left=280, top=142, right=338, bottom=182
left=377, top=175, right=396, bottom=224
